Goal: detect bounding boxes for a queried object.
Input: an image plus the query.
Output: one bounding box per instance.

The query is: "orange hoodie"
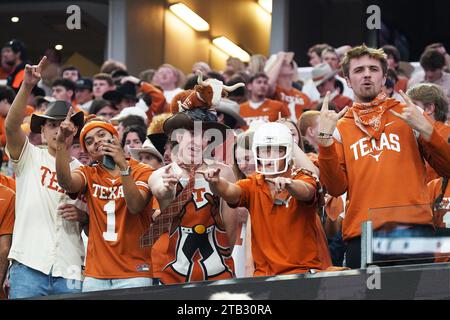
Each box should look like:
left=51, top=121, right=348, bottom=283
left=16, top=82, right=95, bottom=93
left=319, top=98, right=450, bottom=240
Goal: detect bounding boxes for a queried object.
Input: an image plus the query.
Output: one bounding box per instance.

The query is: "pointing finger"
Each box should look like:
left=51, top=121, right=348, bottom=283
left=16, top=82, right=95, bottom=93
left=389, top=109, right=406, bottom=120
left=37, top=56, right=48, bottom=69
left=321, top=91, right=330, bottom=112
left=65, top=107, right=74, bottom=122
left=337, top=106, right=349, bottom=119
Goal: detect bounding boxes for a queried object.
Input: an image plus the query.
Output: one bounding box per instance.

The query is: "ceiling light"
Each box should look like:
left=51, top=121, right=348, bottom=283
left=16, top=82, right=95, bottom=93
left=169, top=3, right=210, bottom=31
left=11, top=17, right=19, bottom=23
left=55, top=44, right=63, bottom=51
left=212, top=36, right=250, bottom=62
left=258, top=0, right=272, bottom=13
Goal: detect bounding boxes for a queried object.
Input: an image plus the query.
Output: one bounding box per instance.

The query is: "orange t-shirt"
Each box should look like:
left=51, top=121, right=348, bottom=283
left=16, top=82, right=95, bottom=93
left=273, top=85, right=311, bottom=120
left=239, top=99, right=290, bottom=129
left=332, top=94, right=353, bottom=111
left=159, top=177, right=235, bottom=284
left=425, top=121, right=450, bottom=183
left=319, top=102, right=450, bottom=240
left=0, top=185, right=15, bottom=236
left=0, top=174, right=15, bottom=191
left=73, top=159, right=154, bottom=279
left=11, top=69, right=25, bottom=91
left=394, top=76, right=409, bottom=93
left=231, top=171, right=325, bottom=276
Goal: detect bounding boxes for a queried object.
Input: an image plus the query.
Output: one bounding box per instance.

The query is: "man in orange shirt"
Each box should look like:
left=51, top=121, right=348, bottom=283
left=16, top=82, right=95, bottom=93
left=311, top=63, right=352, bottom=111
left=2, top=40, right=28, bottom=92
left=0, top=184, right=14, bottom=298
left=267, top=52, right=312, bottom=121
left=0, top=86, right=15, bottom=147
left=318, top=44, right=450, bottom=268
left=407, top=83, right=450, bottom=182
left=199, top=122, right=329, bottom=276
left=240, top=73, right=290, bottom=128
left=149, top=104, right=238, bottom=284
left=55, top=118, right=155, bottom=292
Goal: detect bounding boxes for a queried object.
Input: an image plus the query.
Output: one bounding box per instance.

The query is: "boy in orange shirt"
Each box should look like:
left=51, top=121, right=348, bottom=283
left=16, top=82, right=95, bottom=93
left=199, top=122, right=330, bottom=276
left=55, top=117, right=155, bottom=292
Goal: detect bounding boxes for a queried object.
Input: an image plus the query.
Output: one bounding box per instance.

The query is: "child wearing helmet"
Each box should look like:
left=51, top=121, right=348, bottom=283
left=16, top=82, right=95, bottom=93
left=199, top=122, right=330, bottom=276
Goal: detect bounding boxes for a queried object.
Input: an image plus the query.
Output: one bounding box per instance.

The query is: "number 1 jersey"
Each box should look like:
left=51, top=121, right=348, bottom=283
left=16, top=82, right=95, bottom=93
left=73, top=159, right=154, bottom=279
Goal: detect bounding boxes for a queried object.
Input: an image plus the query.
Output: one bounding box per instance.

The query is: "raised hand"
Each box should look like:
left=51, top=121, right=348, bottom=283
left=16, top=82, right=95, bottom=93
left=161, top=164, right=181, bottom=189
left=265, top=176, right=292, bottom=193
left=101, top=136, right=128, bottom=170
left=57, top=107, right=77, bottom=147
left=120, top=75, right=141, bottom=85
left=197, top=168, right=221, bottom=184
left=318, top=91, right=349, bottom=146
left=23, top=56, right=48, bottom=89
left=390, top=90, right=433, bottom=140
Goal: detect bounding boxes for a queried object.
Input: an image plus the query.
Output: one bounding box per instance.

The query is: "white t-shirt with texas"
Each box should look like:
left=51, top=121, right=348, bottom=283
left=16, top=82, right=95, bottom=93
left=6, top=138, right=86, bottom=281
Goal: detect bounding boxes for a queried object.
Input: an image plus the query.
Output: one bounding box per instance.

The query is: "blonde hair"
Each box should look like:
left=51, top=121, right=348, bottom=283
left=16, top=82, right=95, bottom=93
left=298, top=110, right=320, bottom=136
left=247, top=54, right=267, bottom=76
left=341, top=44, right=388, bottom=78
left=147, top=112, right=172, bottom=135
left=407, top=83, right=448, bottom=122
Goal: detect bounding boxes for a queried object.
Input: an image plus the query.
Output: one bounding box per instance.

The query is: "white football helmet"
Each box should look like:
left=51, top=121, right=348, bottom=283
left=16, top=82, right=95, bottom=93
left=252, top=122, right=293, bottom=175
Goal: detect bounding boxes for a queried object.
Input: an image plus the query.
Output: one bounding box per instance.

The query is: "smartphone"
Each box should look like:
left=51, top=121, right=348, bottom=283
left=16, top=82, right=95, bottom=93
left=103, top=140, right=116, bottom=170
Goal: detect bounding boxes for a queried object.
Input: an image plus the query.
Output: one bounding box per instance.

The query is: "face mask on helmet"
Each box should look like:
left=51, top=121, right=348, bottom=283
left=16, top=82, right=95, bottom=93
left=251, top=122, right=293, bottom=175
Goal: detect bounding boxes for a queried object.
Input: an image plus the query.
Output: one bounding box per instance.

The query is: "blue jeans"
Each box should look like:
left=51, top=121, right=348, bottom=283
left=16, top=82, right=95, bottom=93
left=82, top=276, right=154, bottom=293
left=9, top=261, right=82, bottom=299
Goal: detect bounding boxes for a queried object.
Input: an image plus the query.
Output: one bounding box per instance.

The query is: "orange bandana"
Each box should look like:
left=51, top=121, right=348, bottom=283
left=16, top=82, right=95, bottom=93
left=79, top=121, right=119, bottom=151
left=351, top=92, right=399, bottom=140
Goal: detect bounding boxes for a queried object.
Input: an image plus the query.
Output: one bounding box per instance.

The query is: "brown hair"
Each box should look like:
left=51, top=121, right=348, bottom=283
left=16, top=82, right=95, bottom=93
left=341, top=44, right=388, bottom=78
left=308, top=43, right=332, bottom=57
left=233, top=131, right=255, bottom=180
left=93, top=73, right=114, bottom=86
left=407, top=83, right=448, bottom=122
left=420, top=49, right=445, bottom=71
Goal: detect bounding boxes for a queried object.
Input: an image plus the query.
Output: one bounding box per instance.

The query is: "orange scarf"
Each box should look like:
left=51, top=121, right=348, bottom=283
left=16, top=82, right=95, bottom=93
left=351, top=92, right=398, bottom=140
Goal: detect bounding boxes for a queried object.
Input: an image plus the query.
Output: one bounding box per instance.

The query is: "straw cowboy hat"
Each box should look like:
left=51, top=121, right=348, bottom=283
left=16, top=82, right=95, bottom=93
left=129, top=139, right=164, bottom=163
left=311, top=62, right=338, bottom=87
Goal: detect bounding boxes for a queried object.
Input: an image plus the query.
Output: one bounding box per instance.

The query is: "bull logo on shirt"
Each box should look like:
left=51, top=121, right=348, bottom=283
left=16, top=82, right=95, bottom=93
left=166, top=185, right=232, bottom=282
left=349, top=133, right=400, bottom=161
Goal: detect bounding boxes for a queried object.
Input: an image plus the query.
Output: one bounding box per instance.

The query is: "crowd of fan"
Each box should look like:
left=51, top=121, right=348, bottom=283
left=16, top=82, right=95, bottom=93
left=0, top=38, right=448, bottom=299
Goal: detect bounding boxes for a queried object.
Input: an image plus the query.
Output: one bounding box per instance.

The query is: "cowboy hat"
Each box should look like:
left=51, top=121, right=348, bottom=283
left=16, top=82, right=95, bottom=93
left=312, top=62, right=338, bottom=87
left=215, top=98, right=246, bottom=128
left=147, top=132, right=168, bottom=157
left=163, top=108, right=230, bottom=138
left=129, top=139, right=164, bottom=163
left=30, top=100, right=84, bottom=134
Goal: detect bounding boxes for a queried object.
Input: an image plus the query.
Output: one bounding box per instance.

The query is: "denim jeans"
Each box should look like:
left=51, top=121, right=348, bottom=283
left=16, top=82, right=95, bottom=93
left=9, top=261, right=82, bottom=299
left=82, top=276, right=154, bottom=293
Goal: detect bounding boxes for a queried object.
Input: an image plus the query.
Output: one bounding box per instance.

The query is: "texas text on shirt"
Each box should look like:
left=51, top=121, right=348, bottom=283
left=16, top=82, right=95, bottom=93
left=240, top=99, right=291, bottom=129
left=319, top=102, right=450, bottom=241
left=273, top=85, right=311, bottom=122
left=72, top=158, right=154, bottom=279
left=228, top=170, right=326, bottom=276
left=5, top=137, right=85, bottom=281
